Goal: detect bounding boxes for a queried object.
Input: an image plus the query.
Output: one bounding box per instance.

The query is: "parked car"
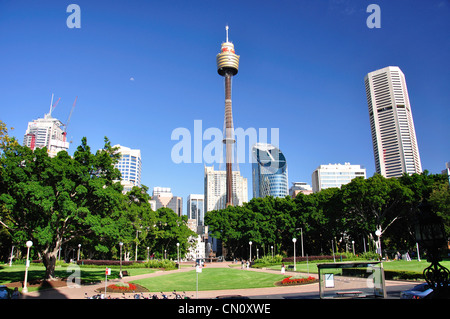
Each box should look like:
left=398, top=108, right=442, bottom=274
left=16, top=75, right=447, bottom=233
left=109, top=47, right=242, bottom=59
left=400, top=283, right=449, bottom=299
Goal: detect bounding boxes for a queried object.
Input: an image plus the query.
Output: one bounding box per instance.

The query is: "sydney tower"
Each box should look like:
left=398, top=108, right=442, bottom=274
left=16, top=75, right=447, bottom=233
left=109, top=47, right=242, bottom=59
left=216, top=26, right=240, bottom=207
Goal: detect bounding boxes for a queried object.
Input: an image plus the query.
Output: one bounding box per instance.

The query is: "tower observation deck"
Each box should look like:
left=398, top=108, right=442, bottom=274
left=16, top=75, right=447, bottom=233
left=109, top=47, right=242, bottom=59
left=217, top=26, right=240, bottom=207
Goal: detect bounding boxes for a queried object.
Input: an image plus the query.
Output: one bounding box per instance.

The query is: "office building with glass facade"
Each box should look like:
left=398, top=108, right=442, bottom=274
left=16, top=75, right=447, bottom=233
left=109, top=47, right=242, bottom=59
left=113, top=145, right=142, bottom=193
left=252, top=143, right=288, bottom=198
left=311, top=163, right=366, bottom=193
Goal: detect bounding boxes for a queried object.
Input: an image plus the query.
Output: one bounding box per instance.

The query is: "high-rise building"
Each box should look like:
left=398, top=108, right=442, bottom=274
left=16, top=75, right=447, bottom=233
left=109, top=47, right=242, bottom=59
left=217, top=25, right=240, bottom=207
left=152, top=187, right=182, bottom=217
left=23, top=95, right=76, bottom=158
left=204, top=165, right=248, bottom=212
left=312, top=163, right=366, bottom=193
left=187, top=194, right=205, bottom=227
left=364, top=66, right=422, bottom=178
left=252, top=143, right=288, bottom=198
left=289, top=182, right=313, bottom=197
left=113, top=145, right=142, bottom=193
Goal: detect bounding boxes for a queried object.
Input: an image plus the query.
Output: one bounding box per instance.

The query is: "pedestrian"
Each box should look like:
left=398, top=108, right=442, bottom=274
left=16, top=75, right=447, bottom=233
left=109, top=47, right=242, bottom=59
left=11, top=287, right=20, bottom=299
left=281, top=263, right=285, bottom=274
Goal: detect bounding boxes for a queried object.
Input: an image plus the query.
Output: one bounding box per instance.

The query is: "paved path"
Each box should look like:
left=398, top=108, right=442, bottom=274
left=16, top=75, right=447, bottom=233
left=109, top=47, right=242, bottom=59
left=21, top=261, right=417, bottom=299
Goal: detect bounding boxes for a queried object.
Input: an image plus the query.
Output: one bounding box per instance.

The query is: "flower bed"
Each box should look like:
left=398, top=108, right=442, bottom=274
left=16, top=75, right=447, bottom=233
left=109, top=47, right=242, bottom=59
left=279, top=276, right=317, bottom=286
left=96, top=282, right=149, bottom=293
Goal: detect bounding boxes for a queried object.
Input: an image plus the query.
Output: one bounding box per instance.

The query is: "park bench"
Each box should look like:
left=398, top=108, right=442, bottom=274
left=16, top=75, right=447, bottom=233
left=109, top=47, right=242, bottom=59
left=122, top=271, right=129, bottom=276
left=287, top=265, right=295, bottom=270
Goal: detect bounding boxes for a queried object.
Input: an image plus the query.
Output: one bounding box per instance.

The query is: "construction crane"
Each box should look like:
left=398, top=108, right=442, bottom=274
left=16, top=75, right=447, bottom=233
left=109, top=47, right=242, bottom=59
left=48, top=94, right=61, bottom=117
left=63, top=96, right=77, bottom=142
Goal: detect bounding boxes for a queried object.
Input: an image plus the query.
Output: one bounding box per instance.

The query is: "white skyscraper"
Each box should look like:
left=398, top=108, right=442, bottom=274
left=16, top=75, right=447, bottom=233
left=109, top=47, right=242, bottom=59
left=23, top=114, right=69, bottom=158
left=364, top=66, right=422, bottom=178
left=312, top=163, right=366, bottom=193
left=204, top=165, right=248, bottom=212
left=113, top=145, right=142, bottom=192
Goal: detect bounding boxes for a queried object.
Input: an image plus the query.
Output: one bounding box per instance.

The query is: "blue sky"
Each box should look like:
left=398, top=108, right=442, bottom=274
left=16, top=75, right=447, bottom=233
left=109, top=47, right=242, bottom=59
left=1, top=0, right=449, bottom=214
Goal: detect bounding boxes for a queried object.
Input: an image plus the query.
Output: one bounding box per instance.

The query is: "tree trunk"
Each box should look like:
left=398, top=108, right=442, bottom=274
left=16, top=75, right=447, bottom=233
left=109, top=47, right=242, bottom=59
left=42, top=249, right=59, bottom=280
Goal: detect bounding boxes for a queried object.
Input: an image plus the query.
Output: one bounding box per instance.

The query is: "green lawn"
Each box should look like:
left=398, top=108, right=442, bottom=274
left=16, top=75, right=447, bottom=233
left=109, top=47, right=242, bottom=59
left=267, top=259, right=450, bottom=278
left=131, top=268, right=287, bottom=292
left=0, top=264, right=156, bottom=286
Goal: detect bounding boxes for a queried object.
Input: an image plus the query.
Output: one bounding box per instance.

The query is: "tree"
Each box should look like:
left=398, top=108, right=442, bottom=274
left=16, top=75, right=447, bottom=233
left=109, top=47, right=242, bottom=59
left=0, top=137, right=124, bottom=279
left=152, top=207, right=196, bottom=259
left=340, top=174, right=413, bottom=256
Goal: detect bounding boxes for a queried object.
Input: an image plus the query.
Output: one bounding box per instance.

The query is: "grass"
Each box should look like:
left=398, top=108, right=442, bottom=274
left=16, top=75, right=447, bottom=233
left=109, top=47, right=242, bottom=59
left=131, top=268, right=287, bottom=292
left=266, top=259, right=450, bottom=280
left=0, top=264, right=156, bottom=286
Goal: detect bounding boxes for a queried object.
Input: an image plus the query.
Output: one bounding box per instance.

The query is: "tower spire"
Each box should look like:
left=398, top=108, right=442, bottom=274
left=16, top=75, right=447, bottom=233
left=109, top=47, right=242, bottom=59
left=225, top=25, right=229, bottom=42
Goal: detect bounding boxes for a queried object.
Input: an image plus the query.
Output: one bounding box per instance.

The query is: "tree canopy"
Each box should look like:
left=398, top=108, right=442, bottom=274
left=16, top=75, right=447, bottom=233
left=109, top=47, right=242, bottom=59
left=0, top=132, right=195, bottom=279
left=205, top=173, right=450, bottom=260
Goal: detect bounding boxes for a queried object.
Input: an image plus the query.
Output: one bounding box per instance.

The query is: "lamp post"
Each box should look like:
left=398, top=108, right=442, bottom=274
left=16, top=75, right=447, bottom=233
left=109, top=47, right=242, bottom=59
left=300, top=228, right=304, bottom=257
left=147, top=247, right=150, bottom=262
left=119, top=242, right=123, bottom=278
left=249, top=241, right=252, bottom=262
left=292, top=238, right=297, bottom=271
left=22, top=241, right=33, bottom=293
left=177, top=243, right=180, bottom=269
left=256, top=248, right=259, bottom=260
left=77, top=244, right=81, bottom=261
left=352, top=241, right=355, bottom=255
left=271, top=245, right=274, bottom=260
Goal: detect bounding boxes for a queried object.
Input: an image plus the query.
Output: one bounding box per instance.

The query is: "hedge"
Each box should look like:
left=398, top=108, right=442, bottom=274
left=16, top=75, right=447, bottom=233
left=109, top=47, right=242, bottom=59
left=76, top=259, right=143, bottom=266
left=282, top=255, right=347, bottom=263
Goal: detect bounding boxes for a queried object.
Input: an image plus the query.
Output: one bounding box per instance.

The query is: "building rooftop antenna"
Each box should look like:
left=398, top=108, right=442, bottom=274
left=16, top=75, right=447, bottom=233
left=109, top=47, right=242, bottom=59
left=225, top=25, right=229, bottom=42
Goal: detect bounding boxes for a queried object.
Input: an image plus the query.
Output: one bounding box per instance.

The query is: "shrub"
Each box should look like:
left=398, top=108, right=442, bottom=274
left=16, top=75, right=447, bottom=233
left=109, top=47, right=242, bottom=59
left=253, top=254, right=284, bottom=265
left=143, top=259, right=176, bottom=270
left=281, top=255, right=347, bottom=263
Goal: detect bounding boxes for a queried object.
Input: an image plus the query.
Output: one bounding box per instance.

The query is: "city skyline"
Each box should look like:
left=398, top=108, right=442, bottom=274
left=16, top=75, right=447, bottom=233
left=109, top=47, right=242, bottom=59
left=1, top=1, right=449, bottom=214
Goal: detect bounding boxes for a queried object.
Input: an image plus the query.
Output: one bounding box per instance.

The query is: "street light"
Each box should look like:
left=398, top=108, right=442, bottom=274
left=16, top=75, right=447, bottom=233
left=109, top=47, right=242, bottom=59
left=292, top=238, right=297, bottom=271
left=22, top=241, right=33, bottom=293
left=249, top=241, right=252, bottom=262
left=300, top=228, right=304, bottom=257
left=77, top=244, right=81, bottom=261
left=352, top=241, right=355, bottom=255
left=177, top=243, right=180, bottom=269
left=119, top=242, right=123, bottom=278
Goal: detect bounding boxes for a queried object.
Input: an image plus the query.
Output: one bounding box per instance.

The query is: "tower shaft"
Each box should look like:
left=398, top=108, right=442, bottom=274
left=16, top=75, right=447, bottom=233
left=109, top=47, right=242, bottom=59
left=224, top=72, right=234, bottom=206
left=216, top=26, right=240, bottom=207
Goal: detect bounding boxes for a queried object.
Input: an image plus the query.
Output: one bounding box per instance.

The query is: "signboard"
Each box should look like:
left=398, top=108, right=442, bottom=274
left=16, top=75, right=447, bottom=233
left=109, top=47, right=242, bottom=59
left=105, top=268, right=111, bottom=276
left=325, top=274, right=334, bottom=288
